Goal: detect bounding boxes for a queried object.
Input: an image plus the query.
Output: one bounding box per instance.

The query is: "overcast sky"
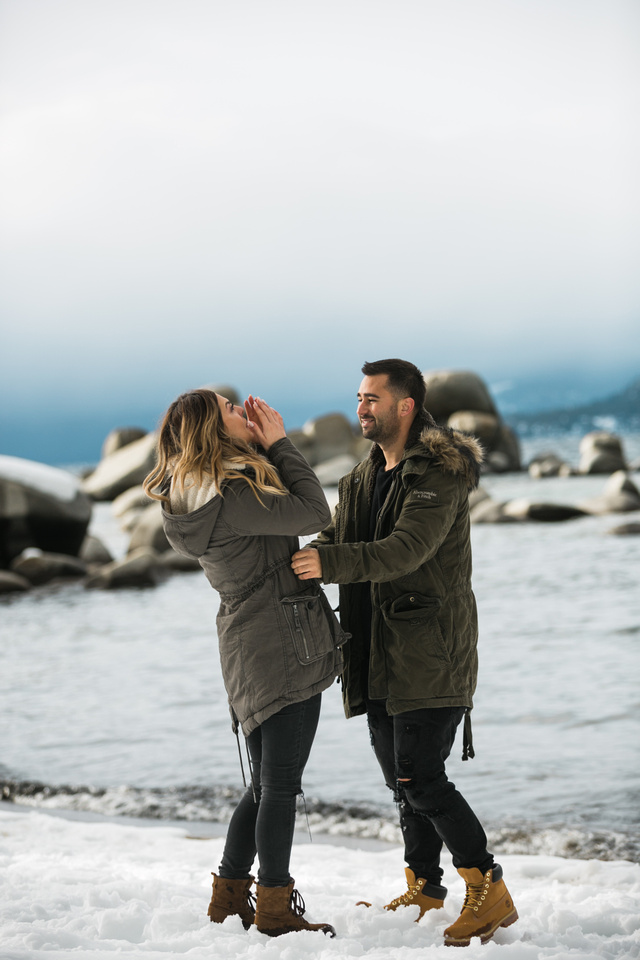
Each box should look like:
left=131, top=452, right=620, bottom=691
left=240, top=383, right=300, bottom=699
left=1, top=0, right=638, bottom=424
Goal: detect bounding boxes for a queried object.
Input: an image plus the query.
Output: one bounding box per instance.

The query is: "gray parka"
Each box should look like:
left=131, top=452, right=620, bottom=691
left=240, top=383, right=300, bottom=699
left=162, top=438, right=346, bottom=737
left=312, top=426, right=483, bottom=720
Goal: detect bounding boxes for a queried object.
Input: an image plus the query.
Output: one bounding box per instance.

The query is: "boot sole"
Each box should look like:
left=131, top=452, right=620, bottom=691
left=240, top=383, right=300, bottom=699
left=444, top=908, right=519, bottom=947
left=257, top=924, right=336, bottom=938
left=208, top=912, right=254, bottom=930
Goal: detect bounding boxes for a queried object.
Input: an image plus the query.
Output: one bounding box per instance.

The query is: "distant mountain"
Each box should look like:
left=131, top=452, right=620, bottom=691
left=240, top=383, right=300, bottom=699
left=505, top=377, right=640, bottom=436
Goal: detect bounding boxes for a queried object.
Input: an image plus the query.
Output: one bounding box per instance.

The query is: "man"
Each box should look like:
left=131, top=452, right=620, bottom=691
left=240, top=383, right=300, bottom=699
left=291, top=358, right=518, bottom=948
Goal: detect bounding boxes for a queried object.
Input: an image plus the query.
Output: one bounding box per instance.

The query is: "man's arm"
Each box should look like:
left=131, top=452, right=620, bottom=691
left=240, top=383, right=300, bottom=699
left=290, top=495, right=342, bottom=580
left=293, top=472, right=461, bottom=584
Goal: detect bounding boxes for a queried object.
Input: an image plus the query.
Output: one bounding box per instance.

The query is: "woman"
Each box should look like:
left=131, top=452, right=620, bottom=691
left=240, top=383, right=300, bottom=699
left=144, top=388, right=344, bottom=938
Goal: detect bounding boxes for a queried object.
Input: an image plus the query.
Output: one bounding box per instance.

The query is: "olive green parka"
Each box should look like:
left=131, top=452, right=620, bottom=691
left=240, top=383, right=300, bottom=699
left=312, top=426, right=483, bottom=719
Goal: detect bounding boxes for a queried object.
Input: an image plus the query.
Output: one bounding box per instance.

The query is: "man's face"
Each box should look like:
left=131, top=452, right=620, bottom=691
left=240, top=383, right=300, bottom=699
left=356, top=374, right=404, bottom=444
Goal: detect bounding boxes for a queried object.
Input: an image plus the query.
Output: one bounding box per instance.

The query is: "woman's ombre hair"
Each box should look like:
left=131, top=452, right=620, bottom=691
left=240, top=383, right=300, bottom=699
left=143, top=388, right=286, bottom=504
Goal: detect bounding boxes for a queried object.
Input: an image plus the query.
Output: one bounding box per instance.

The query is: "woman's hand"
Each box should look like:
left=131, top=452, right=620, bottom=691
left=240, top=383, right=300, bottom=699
left=244, top=395, right=286, bottom=451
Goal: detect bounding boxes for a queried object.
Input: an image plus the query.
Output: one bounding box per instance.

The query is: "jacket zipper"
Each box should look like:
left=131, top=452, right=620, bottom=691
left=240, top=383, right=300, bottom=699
left=292, top=602, right=311, bottom=660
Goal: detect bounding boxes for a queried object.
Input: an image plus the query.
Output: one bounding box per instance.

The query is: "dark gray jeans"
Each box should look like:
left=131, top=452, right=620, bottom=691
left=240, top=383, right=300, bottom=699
left=367, top=698, right=494, bottom=899
left=219, top=693, right=322, bottom=886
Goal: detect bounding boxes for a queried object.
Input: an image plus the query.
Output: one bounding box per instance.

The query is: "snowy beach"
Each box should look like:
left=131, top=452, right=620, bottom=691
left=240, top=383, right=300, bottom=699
left=1, top=804, right=640, bottom=959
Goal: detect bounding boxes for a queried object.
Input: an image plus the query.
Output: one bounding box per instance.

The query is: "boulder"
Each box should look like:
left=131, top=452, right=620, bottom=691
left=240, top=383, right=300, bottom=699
left=0, top=455, right=92, bottom=568
left=303, top=413, right=358, bottom=465
left=528, top=453, right=571, bottom=479
left=85, top=547, right=162, bottom=589
left=79, top=535, right=114, bottom=565
left=423, top=371, right=519, bottom=471
left=0, top=570, right=31, bottom=593
left=579, top=432, right=627, bottom=475
left=469, top=499, right=519, bottom=523
left=579, top=471, right=640, bottom=515
left=313, top=454, right=359, bottom=486
left=112, top=485, right=151, bottom=518
left=502, top=499, right=588, bottom=522
left=490, top=423, right=521, bottom=472
left=607, top=522, right=640, bottom=535
left=156, top=550, right=201, bottom=572
left=112, top=484, right=153, bottom=532
left=286, top=429, right=315, bottom=462
left=353, top=435, right=373, bottom=461
left=102, top=427, right=148, bottom=460
left=484, top=451, right=512, bottom=474
left=82, top=433, right=158, bottom=501
left=423, top=370, right=498, bottom=422
left=11, top=549, right=88, bottom=585
left=127, top=501, right=169, bottom=554
left=447, top=411, right=500, bottom=447
left=469, top=486, right=491, bottom=510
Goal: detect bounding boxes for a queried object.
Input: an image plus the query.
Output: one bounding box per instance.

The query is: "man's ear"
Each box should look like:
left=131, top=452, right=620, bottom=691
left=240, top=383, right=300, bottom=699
left=400, top=397, right=415, bottom=418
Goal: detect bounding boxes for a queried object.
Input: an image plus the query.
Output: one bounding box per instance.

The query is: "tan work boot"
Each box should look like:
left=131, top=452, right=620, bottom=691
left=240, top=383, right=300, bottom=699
left=254, top=880, right=336, bottom=937
left=383, top=867, right=445, bottom=920
left=443, top=865, right=518, bottom=947
left=207, top=873, right=256, bottom=929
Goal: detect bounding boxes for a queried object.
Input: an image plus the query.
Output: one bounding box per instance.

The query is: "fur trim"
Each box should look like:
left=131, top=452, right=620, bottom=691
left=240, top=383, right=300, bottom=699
left=366, top=425, right=484, bottom=495
left=418, top=426, right=484, bottom=490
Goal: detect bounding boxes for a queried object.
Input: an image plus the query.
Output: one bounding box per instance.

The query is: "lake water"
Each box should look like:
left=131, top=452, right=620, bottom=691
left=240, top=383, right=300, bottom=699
left=1, top=435, right=639, bottom=862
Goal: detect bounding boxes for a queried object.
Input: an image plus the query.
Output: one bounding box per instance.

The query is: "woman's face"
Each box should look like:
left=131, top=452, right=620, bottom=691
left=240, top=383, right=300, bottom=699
left=216, top=394, right=252, bottom=442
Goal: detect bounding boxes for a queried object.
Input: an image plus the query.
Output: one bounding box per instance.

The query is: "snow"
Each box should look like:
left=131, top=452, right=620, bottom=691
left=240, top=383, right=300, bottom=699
left=1, top=807, right=639, bottom=959
left=0, top=455, right=82, bottom=503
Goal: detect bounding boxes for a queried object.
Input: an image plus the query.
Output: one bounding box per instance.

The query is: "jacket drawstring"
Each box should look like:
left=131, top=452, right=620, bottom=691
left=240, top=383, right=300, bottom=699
left=235, top=726, right=248, bottom=787
left=233, top=710, right=258, bottom=801
left=462, top=708, right=475, bottom=761
left=299, top=790, right=312, bottom=843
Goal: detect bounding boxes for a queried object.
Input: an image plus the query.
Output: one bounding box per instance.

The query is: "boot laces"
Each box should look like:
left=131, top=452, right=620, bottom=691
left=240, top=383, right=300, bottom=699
left=290, top=888, right=307, bottom=917
left=388, top=877, right=426, bottom=907
left=462, top=875, right=491, bottom=913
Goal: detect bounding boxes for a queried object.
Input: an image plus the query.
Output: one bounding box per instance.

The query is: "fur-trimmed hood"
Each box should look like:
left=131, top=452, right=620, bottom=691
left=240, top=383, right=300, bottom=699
left=367, top=425, right=483, bottom=493
left=414, top=426, right=484, bottom=491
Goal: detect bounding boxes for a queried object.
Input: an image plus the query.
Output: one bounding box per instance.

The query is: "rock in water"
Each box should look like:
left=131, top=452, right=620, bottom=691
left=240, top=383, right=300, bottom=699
left=0, top=455, right=92, bottom=568
left=578, top=432, right=627, bottom=474
left=423, top=370, right=498, bottom=421
left=82, top=433, right=158, bottom=501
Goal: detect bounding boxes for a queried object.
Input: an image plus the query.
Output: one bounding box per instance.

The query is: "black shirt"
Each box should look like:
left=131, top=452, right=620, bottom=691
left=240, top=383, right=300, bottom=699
left=361, top=463, right=400, bottom=643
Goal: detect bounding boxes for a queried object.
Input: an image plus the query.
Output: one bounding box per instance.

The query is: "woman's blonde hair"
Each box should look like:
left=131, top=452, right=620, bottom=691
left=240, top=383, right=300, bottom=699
left=143, top=388, right=286, bottom=504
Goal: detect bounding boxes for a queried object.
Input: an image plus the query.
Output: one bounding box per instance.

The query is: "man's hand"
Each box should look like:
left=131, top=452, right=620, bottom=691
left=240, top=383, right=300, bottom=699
left=291, top=547, right=323, bottom=580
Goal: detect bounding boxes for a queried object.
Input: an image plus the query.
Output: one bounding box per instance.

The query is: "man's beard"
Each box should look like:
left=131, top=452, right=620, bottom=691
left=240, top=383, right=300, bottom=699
left=361, top=410, right=401, bottom=445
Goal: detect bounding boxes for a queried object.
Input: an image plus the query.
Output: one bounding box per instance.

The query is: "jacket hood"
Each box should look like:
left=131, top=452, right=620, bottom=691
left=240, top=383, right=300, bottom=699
left=415, top=426, right=484, bottom=490
left=162, top=495, right=224, bottom=559
left=367, top=425, right=483, bottom=492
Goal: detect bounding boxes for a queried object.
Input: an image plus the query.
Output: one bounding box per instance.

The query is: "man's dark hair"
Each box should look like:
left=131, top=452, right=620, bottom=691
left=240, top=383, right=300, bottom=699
left=362, top=358, right=436, bottom=444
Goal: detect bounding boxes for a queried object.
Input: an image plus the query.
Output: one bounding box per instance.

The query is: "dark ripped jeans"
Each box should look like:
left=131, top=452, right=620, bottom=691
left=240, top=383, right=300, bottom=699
left=218, top=693, right=321, bottom=887
left=367, top=698, right=493, bottom=899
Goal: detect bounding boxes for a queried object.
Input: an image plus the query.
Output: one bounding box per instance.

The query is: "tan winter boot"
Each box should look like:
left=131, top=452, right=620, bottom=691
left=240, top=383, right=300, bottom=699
left=443, top=865, right=518, bottom=947
left=207, top=873, right=256, bottom=929
left=254, top=880, right=336, bottom=937
left=383, top=867, right=445, bottom=920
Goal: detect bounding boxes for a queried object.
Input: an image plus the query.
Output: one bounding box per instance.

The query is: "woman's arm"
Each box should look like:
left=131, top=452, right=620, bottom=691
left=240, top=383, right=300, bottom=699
left=221, top=439, right=331, bottom=536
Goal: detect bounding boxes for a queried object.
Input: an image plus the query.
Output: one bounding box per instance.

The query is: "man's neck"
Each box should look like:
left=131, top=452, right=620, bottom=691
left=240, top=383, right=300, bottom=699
left=378, top=431, right=411, bottom=470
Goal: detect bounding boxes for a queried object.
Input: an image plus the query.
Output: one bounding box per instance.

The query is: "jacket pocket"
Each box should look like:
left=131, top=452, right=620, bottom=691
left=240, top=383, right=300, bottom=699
left=381, top=592, right=451, bottom=665
left=280, top=592, right=347, bottom=666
